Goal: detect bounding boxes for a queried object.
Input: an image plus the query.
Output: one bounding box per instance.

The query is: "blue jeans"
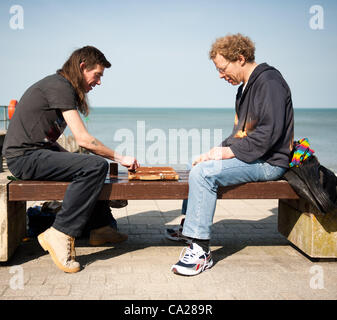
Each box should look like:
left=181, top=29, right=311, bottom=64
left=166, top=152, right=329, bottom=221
left=182, top=158, right=286, bottom=240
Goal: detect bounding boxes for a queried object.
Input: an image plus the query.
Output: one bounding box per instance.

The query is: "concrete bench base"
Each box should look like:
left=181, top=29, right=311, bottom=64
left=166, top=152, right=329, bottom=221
left=279, top=199, right=337, bottom=258
left=0, top=176, right=26, bottom=262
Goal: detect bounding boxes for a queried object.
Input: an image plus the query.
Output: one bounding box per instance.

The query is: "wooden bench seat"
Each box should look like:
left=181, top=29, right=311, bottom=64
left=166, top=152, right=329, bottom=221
left=8, top=170, right=299, bottom=201
left=1, top=167, right=337, bottom=262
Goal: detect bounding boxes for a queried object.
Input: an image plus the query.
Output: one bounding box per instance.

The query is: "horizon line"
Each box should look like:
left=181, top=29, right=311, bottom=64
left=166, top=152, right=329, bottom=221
left=88, top=106, right=337, bottom=109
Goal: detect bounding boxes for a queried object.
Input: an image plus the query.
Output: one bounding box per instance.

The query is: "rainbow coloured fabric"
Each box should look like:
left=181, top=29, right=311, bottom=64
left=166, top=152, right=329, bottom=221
left=289, top=138, right=315, bottom=168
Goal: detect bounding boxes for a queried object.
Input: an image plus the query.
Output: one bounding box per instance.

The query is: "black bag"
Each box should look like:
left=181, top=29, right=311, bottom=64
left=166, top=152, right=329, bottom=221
left=284, top=155, right=337, bottom=213
left=27, top=206, right=57, bottom=237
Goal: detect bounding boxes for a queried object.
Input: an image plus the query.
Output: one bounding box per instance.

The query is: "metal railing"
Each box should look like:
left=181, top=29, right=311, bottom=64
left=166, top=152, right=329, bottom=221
left=0, top=105, right=9, bottom=132
left=0, top=105, right=8, bottom=172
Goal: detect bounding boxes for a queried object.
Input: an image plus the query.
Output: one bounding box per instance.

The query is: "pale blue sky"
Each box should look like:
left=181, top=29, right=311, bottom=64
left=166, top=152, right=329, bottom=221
left=1, top=0, right=336, bottom=108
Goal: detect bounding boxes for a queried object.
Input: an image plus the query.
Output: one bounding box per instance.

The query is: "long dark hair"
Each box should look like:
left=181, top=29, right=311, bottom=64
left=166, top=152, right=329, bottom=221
left=57, top=46, right=111, bottom=116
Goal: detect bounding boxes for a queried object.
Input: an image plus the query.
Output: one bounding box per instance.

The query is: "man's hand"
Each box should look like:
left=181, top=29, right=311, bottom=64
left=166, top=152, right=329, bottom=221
left=192, top=147, right=235, bottom=166
left=119, top=155, right=140, bottom=171
left=207, top=147, right=235, bottom=160
left=192, top=153, right=210, bottom=166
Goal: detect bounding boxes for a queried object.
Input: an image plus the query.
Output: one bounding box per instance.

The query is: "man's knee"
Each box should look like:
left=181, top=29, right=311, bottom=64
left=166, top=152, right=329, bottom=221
left=95, top=157, right=109, bottom=175
left=188, top=161, right=221, bottom=190
left=85, top=155, right=109, bottom=177
left=188, top=163, right=204, bottom=183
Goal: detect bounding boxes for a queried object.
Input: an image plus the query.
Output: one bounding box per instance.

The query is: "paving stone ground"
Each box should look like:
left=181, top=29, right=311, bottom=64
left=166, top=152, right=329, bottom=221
left=1, top=199, right=336, bottom=300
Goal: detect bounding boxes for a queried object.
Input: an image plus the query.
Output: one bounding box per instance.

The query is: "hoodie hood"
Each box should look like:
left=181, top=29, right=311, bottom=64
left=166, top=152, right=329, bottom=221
left=239, top=63, right=277, bottom=97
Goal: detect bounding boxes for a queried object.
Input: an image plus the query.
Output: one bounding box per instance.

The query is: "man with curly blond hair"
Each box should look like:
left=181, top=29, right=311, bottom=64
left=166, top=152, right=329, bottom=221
left=170, top=33, right=294, bottom=276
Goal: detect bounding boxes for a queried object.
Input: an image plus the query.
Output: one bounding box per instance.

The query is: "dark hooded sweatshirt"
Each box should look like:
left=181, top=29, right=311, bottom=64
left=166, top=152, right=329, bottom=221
left=222, top=63, right=294, bottom=168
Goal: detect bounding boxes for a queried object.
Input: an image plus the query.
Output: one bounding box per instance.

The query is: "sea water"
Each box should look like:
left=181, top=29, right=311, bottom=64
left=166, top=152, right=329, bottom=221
left=66, top=107, right=337, bottom=173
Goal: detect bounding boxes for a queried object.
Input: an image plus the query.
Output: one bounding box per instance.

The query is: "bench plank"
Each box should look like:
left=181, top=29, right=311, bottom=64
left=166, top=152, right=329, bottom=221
left=8, top=171, right=299, bottom=201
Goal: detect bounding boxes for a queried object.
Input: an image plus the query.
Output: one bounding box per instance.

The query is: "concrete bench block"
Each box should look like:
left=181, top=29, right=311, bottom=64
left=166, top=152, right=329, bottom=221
left=278, top=199, right=337, bottom=258
left=0, top=175, right=26, bottom=262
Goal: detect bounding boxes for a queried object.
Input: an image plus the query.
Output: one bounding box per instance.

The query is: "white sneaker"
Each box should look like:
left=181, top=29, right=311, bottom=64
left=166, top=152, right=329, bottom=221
left=171, top=242, right=213, bottom=276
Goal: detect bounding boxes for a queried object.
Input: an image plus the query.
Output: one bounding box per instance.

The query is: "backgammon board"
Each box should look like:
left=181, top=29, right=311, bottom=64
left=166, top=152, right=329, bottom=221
left=128, top=167, right=179, bottom=181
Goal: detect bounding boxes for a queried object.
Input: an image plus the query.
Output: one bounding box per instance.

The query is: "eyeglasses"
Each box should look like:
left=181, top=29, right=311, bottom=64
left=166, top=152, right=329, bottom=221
left=216, top=61, right=231, bottom=74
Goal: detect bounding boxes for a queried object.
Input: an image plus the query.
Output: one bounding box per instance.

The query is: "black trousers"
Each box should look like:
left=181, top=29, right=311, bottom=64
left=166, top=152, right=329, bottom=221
left=7, top=149, right=116, bottom=237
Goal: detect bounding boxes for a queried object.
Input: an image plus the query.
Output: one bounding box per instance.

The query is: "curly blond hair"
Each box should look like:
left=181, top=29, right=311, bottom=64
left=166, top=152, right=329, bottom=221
left=209, top=33, right=255, bottom=62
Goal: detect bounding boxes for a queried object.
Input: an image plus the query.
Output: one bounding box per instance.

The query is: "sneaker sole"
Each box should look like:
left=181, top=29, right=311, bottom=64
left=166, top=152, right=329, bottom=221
left=38, top=233, right=80, bottom=273
left=171, top=259, right=214, bottom=276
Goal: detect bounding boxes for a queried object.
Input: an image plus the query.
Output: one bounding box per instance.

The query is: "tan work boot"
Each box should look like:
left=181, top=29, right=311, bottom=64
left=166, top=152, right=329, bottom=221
left=38, top=227, right=80, bottom=273
left=89, top=226, right=128, bottom=246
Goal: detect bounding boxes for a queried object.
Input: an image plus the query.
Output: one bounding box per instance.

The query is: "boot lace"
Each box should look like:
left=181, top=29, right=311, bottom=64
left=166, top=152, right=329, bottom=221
left=67, top=237, right=76, bottom=262
left=179, top=244, right=209, bottom=271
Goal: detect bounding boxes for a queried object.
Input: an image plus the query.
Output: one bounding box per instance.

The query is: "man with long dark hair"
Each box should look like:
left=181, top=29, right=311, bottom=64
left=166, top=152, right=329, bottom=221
left=2, top=46, right=140, bottom=273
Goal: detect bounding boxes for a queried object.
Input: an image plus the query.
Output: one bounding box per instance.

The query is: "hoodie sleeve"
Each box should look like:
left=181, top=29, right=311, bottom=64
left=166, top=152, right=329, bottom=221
left=229, top=79, right=288, bottom=163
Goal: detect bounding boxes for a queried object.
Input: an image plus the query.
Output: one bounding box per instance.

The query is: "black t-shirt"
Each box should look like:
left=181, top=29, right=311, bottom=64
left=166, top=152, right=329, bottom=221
left=2, top=73, right=78, bottom=159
